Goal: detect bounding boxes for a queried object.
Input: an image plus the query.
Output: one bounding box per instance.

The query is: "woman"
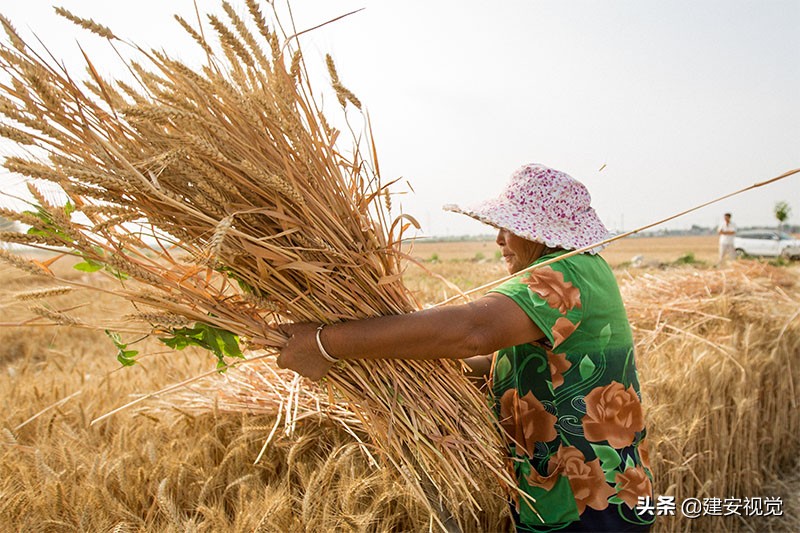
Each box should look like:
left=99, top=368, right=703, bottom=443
left=278, top=163, right=655, bottom=532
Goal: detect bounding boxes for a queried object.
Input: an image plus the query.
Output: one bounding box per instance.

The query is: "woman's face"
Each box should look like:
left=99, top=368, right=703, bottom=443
left=496, top=229, right=546, bottom=274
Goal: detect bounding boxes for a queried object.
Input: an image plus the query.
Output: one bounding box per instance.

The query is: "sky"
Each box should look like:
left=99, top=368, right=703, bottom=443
left=1, top=0, right=798, bottom=237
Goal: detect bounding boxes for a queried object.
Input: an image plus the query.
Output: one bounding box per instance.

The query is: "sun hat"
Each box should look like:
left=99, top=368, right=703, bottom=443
left=443, top=163, right=610, bottom=254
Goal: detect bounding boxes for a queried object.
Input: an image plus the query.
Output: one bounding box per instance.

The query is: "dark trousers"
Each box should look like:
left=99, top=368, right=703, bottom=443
left=511, top=503, right=654, bottom=532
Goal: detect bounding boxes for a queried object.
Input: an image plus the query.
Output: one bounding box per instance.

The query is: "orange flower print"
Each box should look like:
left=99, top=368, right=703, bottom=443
left=523, top=267, right=582, bottom=314
left=526, top=465, right=561, bottom=491
left=548, top=445, right=616, bottom=514
left=582, top=381, right=645, bottom=448
left=547, top=351, right=571, bottom=389
left=552, top=317, right=580, bottom=348
left=614, top=466, right=653, bottom=509
left=499, top=389, right=558, bottom=457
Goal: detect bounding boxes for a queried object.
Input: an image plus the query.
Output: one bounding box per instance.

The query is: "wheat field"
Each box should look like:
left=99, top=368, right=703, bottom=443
left=1, top=240, right=799, bottom=532
left=408, top=235, right=721, bottom=266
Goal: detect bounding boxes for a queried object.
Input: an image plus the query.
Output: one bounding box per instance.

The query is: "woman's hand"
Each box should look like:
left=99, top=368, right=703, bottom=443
left=277, top=322, right=337, bottom=381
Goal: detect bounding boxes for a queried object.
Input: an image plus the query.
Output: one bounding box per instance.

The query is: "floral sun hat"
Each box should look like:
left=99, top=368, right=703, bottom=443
left=443, top=163, right=610, bottom=254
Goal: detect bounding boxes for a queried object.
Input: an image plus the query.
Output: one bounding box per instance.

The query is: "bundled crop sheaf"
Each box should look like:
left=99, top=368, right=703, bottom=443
left=0, top=2, right=511, bottom=527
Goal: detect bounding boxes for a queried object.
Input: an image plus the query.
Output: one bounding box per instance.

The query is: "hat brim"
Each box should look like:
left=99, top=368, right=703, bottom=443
left=443, top=200, right=610, bottom=255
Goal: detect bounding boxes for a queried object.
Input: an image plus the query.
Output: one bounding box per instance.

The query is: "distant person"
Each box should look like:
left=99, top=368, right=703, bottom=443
left=278, top=163, right=655, bottom=532
left=717, top=213, right=737, bottom=265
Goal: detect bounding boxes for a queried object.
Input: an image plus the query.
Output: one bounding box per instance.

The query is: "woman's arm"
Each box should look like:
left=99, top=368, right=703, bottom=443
left=277, top=293, right=543, bottom=380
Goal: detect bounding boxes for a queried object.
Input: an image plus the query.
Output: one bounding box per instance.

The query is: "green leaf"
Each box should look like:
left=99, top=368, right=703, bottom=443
left=117, top=349, right=138, bottom=367
left=591, top=443, right=622, bottom=471
left=28, top=225, right=68, bottom=241
left=64, top=200, right=75, bottom=217
left=162, top=334, right=192, bottom=350
left=23, top=207, right=72, bottom=243
left=106, top=330, right=138, bottom=367
left=75, top=247, right=130, bottom=279
left=214, top=327, right=244, bottom=359
left=608, top=495, right=625, bottom=505
left=73, top=260, right=104, bottom=273
left=605, top=469, right=619, bottom=484
left=625, top=455, right=635, bottom=469
left=160, top=323, right=243, bottom=371
left=24, top=208, right=52, bottom=224
left=579, top=355, right=596, bottom=380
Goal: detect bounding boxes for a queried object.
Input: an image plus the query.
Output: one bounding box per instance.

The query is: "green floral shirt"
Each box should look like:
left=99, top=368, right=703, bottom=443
left=489, top=251, right=655, bottom=530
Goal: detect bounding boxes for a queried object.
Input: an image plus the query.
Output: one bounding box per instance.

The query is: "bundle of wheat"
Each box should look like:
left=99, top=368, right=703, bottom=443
left=0, top=3, right=512, bottom=527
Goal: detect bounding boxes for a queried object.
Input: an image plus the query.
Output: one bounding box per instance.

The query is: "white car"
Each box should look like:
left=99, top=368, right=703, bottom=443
left=734, top=230, right=800, bottom=259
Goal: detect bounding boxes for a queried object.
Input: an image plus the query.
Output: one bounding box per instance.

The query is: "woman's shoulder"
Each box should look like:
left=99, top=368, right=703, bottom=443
left=540, top=252, right=620, bottom=295
left=541, top=250, right=612, bottom=274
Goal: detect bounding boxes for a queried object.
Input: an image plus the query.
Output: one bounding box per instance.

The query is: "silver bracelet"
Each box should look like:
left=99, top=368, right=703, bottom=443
left=315, top=324, right=339, bottom=364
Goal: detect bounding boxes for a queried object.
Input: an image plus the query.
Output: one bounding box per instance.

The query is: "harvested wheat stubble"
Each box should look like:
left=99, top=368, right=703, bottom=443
left=0, top=3, right=511, bottom=529
left=622, top=262, right=800, bottom=532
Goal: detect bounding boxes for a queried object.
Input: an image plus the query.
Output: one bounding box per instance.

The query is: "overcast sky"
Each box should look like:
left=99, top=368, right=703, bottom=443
left=1, top=1, right=798, bottom=237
